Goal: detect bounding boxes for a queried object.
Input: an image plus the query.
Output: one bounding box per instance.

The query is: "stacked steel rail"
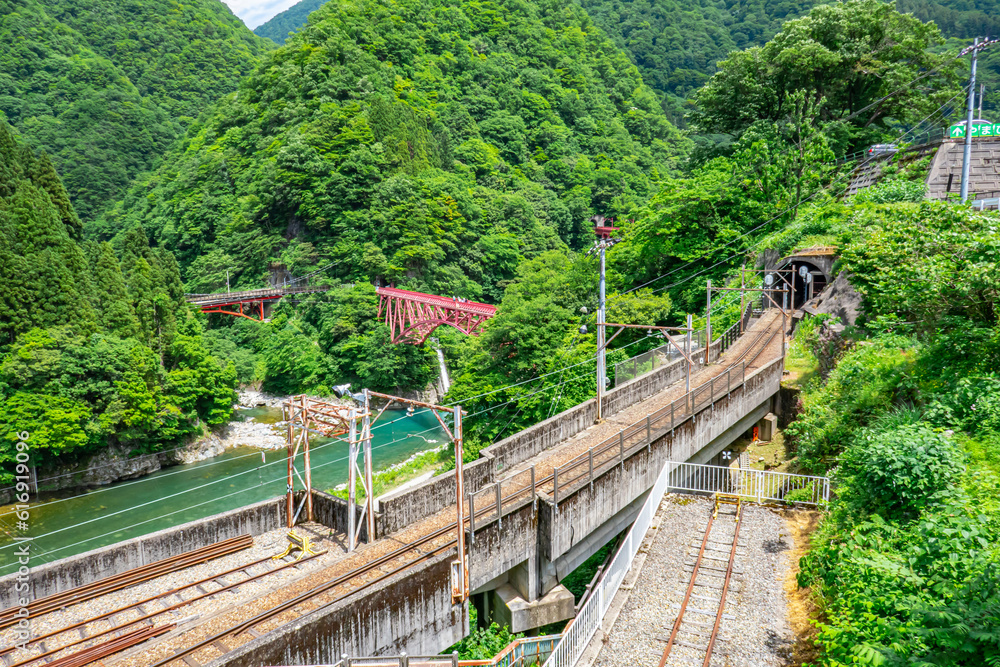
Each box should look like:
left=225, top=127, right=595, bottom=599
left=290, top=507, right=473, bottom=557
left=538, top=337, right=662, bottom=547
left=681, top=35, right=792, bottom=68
left=44, top=624, right=176, bottom=667
left=4, top=549, right=326, bottom=667
left=0, top=535, right=253, bottom=630
left=659, top=494, right=744, bottom=667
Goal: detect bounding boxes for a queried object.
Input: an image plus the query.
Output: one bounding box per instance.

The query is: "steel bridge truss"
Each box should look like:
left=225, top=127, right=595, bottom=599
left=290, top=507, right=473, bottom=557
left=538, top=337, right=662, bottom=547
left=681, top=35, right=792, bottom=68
left=376, top=286, right=497, bottom=344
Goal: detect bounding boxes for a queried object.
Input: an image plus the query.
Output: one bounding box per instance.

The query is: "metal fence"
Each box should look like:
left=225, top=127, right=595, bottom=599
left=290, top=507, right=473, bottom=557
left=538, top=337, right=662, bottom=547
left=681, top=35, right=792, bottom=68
left=307, top=635, right=561, bottom=667
left=613, top=330, right=704, bottom=386
left=541, top=451, right=677, bottom=667
left=666, top=461, right=831, bottom=506
left=552, top=357, right=754, bottom=504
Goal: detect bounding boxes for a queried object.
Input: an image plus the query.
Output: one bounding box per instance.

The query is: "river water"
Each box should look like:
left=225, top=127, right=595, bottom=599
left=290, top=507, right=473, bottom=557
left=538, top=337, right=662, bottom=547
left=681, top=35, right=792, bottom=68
left=0, top=408, right=447, bottom=575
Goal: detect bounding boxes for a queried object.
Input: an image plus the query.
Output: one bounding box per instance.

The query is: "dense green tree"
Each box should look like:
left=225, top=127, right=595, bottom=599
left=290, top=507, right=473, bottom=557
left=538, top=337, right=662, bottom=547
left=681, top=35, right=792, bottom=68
left=0, top=124, right=236, bottom=483
left=0, top=0, right=268, bottom=221
left=692, top=0, right=962, bottom=147
left=90, top=242, right=141, bottom=339
left=254, top=0, right=327, bottom=44
left=97, top=0, right=691, bottom=301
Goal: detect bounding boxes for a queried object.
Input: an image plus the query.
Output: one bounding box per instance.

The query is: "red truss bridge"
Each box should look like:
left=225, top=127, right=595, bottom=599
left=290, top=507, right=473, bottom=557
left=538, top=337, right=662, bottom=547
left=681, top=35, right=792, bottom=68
left=185, top=286, right=328, bottom=321
left=376, top=286, right=497, bottom=344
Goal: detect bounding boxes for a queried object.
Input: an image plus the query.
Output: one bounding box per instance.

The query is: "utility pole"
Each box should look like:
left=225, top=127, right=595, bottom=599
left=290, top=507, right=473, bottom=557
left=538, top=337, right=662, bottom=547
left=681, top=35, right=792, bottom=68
left=705, top=279, right=712, bottom=365
left=589, top=217, right=619, bottom=422
left=961, top=37, right=980, bottom=203
left=597, top=240, right=607, bottom=421
left=453, top=405, right=466, bottom=605
left=685, top=313, right=693, bottom=413
left=738, top=267, right=745, bottom=334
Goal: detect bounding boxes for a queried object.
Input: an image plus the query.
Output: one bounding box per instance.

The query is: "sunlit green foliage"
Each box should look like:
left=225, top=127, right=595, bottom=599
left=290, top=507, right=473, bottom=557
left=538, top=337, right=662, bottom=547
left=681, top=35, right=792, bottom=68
left=96, top=0, right=691, bottom=300
left=0, top=122, right=236, bottom=484
left=0, top=0, right=268, bottom=220
left=692, top=0, right=962, bottom=150
left=254, top=0, right=326, bottom=43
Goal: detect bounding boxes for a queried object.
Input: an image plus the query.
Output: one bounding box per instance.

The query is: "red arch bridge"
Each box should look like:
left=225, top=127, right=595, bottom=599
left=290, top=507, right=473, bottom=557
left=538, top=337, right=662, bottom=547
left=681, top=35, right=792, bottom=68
left=376, top=286, right=497, bottom=344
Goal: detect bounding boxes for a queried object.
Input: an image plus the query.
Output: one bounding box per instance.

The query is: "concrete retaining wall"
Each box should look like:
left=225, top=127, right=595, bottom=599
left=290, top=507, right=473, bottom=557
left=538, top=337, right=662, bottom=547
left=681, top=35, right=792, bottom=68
left=208, top=553, right=466, bottom=667
left=377, top=457, right=492, bottom=537
left=308, top=490, right=370, bottom=543
left=0, top=497, right=287, bottom=608
left=468, top=499, right=536, bottom=593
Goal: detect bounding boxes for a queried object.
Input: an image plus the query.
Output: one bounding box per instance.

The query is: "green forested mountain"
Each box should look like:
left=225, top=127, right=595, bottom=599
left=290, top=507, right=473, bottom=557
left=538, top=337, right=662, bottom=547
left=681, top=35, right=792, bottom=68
left=254, top=0, right=326, bottom=43
left=0, top=0, right=269, bottom=221
left=0, top=121, right=236, bottom=484
left=578, top=0, right=999, bottom=124
left=97, top=0, right=690, bottom=300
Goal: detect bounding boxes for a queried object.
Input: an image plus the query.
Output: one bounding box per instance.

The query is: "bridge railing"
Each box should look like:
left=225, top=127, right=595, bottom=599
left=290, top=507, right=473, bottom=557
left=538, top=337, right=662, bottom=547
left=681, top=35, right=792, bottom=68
left=542, top=449, right=678, bottom=667
left=552, top=360, right=747, bottom=504
left=666, top=461, right=830, bottom=506
left=316, top=635, right=561, bottom=667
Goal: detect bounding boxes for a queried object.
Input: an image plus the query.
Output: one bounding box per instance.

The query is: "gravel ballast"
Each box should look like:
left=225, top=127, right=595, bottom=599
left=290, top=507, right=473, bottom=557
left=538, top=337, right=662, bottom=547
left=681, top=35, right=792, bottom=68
left=593, top=494, right=795, bottom=667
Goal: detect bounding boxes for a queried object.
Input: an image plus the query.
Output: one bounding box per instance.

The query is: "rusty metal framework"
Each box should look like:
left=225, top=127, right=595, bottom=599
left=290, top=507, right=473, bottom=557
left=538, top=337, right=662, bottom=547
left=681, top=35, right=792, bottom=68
left=283, top=391, right=470, bottom=602
left=376, top=286, right=497, bottom=344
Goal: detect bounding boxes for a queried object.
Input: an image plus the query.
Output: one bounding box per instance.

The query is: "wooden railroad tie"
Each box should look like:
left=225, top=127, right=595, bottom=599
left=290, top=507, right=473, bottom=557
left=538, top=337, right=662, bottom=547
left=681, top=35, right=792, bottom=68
left=273, top=531, right=319, bottom=562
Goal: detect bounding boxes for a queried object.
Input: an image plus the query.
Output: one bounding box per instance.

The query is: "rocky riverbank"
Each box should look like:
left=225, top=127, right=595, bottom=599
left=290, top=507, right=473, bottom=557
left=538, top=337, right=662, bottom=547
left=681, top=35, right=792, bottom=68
left=3, top=391, right=294, bottom=504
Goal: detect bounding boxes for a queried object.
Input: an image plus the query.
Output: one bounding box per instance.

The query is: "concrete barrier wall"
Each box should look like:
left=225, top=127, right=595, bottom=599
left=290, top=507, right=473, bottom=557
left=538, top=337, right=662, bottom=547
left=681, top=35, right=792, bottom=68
left=307, top=490, right=370, bottom=543
left=377, top=457, right=492, bottom=537
left=210, top=553, right=466, bottom=667
left=485, top=354, right=700, bottom=478
left=0, top=497, right=287, bottom=608
left=376, top=353, right=704, bottom=538
left=543, top=359, right=783, bottom=561
left=468, top=499, right=536, bottom=593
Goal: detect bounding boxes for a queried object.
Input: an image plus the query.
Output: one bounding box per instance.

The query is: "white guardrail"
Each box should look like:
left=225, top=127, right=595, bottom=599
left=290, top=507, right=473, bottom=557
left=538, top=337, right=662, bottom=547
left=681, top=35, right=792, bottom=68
left=542, top=460, right=829, bottom=667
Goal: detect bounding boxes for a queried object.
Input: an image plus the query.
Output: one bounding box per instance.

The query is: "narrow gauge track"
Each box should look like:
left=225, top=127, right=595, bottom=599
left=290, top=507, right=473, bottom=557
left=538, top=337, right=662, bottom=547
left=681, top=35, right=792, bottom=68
left=3, top=548, right=326, bottom=667
left=658, top=495, right=744, bottom=667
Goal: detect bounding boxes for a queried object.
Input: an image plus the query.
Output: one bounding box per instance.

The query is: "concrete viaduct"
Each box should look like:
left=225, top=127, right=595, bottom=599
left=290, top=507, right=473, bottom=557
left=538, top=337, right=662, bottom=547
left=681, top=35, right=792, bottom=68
left=1, top=311, right=787, bottom=667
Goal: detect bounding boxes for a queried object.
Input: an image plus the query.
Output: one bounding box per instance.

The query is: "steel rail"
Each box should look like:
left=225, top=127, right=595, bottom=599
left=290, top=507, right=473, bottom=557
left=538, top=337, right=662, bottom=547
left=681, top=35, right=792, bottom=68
left=658, top=510, right=717, bottom=666
left=151, top=534, right=461, bottom=667
left=0, top=535, right=253, bottom=628
left=703, top=504, right=743, bottom=666
left=44, top=623, right=176, bottom=667
left=7, top=551, right=327, bottom=667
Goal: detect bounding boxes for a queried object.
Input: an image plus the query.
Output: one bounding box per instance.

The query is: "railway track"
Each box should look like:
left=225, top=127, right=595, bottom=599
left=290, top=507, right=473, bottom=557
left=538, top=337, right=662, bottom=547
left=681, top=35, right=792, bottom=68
left=5, top=312, right=783, bottom=667
left=658, top=494, right=745, bottom=667
left=1, top=541, right=325, bottom=667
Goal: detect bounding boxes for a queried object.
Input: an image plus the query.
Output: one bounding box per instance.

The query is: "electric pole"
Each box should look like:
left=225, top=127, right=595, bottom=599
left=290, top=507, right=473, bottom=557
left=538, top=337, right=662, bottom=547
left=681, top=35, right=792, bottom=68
left=961, top=37, right=980, bottom=203
left=590, top=216, right=620, bottom=422
left=597, top=240, right=606, bottom=421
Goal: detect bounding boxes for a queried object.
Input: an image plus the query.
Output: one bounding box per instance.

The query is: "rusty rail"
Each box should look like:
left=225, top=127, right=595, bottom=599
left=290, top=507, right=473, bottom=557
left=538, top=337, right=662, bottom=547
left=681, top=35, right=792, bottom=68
left=0, top=535, right=253, bottom=629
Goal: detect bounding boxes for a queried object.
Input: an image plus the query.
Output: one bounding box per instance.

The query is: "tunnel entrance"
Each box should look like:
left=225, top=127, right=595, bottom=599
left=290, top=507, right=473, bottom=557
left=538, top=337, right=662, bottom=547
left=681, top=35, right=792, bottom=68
left=787, top=260, right=827, bottom=309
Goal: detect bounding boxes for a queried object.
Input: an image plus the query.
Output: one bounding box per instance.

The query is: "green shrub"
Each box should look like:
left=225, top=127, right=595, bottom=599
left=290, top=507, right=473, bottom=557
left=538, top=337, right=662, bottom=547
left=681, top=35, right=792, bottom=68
left=839, top=422, right=964, bottom=522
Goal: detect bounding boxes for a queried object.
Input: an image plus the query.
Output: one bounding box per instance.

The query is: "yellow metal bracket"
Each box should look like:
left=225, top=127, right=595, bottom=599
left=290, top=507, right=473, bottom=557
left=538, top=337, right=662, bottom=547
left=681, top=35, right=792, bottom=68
left=713, top=492, right=742, bottom=521
left=273, top=530, right=320, bottom=562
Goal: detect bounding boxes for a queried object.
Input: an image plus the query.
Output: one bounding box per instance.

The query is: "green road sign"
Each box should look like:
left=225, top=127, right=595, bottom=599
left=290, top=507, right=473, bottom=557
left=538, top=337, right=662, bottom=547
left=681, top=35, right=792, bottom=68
left=949, top=123, right=1000, bottom=138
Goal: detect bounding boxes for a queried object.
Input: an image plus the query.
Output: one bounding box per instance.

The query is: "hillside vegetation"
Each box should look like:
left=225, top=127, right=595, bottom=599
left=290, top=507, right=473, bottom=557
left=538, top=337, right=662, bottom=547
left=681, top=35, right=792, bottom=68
left=0, top=121, right=236, bottom=485
left=771, top=198, right=1000, bottom=664
left=96, top=0, right=691, bottom=294
left=0, top=0, right=269, bottom=220
left=254, top=0, right=326, bottom=43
